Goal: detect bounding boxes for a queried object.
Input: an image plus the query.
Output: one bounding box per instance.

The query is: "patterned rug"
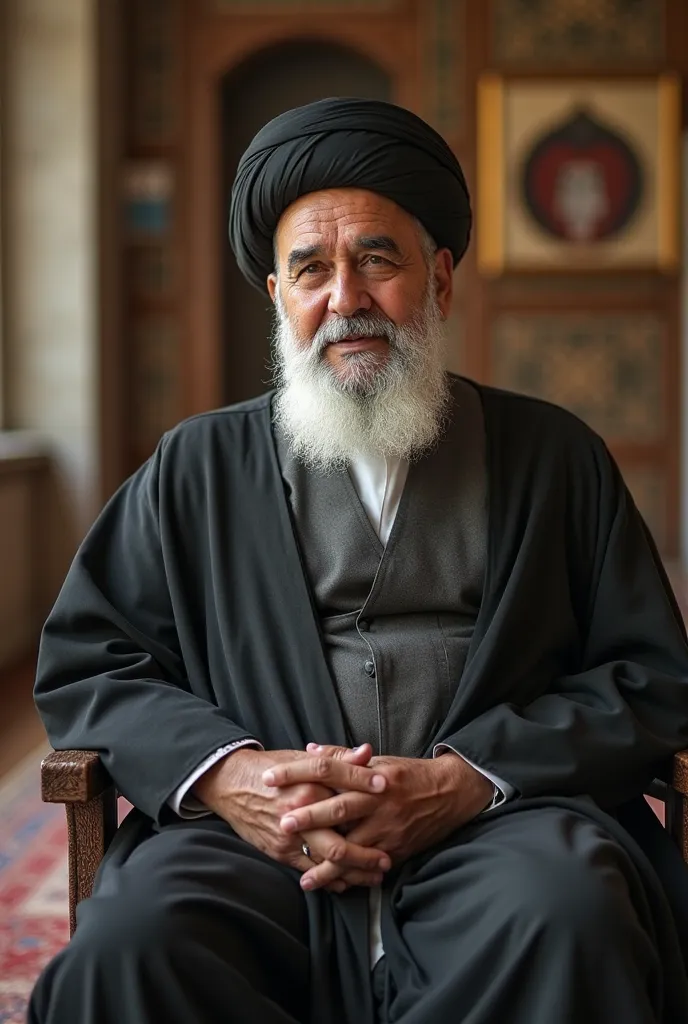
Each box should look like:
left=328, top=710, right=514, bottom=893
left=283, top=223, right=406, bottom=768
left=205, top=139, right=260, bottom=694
left=0, top=748, right=68, bottom=1023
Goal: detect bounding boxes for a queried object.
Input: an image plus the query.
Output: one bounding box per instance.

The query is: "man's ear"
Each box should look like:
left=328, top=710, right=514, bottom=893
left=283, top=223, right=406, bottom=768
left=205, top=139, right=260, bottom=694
left=433, top=249, right=453, bottom=319
left=267, top=274, right=278, bottom=303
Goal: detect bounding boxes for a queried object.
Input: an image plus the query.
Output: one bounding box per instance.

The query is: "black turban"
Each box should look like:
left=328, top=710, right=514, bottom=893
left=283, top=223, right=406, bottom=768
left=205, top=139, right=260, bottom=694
left=229, top=97, right=472, bottom=292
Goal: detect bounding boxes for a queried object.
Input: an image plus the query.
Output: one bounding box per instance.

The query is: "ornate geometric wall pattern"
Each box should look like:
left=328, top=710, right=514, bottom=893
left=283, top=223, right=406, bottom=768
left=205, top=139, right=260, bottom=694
left=493, top=0, right=664, bottom=66
left=132, top=0, right=182, bottom=145
left=210, top=0, right=401, bottom=8
left=493, top=275, right=666, bottom=302
left=622, top=465, right=666, bottom=550
left=423, top=0, right=464, bottom=137
left=491, top=314, right=664, bottom=443
left=130, top=320, right=181, bottom=451
left=129, top=247, right=178, bottom=301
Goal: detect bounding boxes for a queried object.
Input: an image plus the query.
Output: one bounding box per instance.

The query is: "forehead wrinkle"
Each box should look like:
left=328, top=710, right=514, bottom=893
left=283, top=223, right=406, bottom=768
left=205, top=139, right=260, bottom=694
left=283, top=218, right=409, bottom=259
left=275, top=192, right=421, bottom=268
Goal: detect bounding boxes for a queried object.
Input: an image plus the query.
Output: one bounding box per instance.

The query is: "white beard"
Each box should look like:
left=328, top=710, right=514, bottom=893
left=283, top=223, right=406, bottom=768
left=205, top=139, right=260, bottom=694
left=271, top=279, right=451, bottom=471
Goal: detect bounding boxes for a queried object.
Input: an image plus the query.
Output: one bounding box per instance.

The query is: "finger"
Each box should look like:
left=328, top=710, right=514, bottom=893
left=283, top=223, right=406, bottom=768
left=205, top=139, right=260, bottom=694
left=338, top=867, right=387, bottom=887
left=346, top=822, right=386, bottom=851
left=304, top=829, right=391, bottom=873
left=263, top=756, right=386, bottom=793
left=306, top=742, right=373, bottom=765
left=298, top=844, right=387, bottom=890
left=301, top=859, right=385, bottom=891
left=280, top=783, right=336, bottom=811
left=315, top=862, right=387, bottom=892
left=280, top=792, right=378, bottom=834
left=294, top=844, right=324, bottom=875
left=325, top=870, right=384, bottom=893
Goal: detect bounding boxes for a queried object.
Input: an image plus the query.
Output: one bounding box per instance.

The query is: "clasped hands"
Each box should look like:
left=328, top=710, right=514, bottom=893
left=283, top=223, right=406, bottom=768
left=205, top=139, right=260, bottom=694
left=193, top=741, right=494, bottom=893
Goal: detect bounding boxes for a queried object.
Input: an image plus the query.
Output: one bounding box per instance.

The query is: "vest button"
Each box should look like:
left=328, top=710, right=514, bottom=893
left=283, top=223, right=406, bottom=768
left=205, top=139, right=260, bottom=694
left=358, top=619, right=369, bottom=632
left=364, top=660, right=376, bottom=677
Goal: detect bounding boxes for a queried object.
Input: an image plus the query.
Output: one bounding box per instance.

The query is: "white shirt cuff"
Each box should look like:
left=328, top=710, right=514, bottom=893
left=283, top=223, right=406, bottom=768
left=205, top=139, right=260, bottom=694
left=168, top=739, right=264, bottom=818
left=432, top=743, right=515, bottom=812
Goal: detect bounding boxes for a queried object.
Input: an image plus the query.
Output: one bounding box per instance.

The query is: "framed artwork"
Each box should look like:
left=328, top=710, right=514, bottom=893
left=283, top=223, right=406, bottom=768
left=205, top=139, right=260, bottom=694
left=477, top=75, right=681, bottom=274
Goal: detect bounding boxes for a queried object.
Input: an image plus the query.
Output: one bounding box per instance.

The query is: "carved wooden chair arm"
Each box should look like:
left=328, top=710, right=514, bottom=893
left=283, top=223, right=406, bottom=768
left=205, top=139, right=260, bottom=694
left=671, top=750, right=688, bottom=796
left=41, top=749, right=113, bottom=804
left=665, top=750, right=688, bottom=866
left=41, top=749, right=118, bottom=936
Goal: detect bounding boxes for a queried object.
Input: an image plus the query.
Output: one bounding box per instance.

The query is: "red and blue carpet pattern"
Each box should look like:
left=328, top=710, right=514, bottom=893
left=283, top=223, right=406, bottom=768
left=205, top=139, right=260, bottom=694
left=0, top=751, right=68, bottom=1023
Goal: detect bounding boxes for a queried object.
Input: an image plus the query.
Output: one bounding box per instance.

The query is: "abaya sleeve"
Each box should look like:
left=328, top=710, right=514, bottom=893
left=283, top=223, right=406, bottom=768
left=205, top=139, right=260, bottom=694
left=33, top=439, right=255, bottom=823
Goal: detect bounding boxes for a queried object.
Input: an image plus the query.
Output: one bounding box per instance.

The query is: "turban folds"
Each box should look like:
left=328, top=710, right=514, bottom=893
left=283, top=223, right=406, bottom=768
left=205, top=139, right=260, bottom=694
left=229, top=97, right=472, bottom=292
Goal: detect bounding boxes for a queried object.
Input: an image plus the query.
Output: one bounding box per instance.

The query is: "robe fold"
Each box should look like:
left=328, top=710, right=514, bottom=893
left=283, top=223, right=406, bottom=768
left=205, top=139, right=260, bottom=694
left=34, top=376, right=688, bottom=1022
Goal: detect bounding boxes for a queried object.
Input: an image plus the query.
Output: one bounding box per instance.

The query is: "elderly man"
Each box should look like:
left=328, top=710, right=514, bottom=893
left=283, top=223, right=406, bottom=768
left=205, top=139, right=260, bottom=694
left=29, top=98, right=688, bottom=1023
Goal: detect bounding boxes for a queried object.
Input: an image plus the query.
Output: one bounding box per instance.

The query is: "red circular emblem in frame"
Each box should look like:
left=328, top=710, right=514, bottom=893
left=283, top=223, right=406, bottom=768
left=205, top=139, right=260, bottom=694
left=522, top=109, right=644, bottom=243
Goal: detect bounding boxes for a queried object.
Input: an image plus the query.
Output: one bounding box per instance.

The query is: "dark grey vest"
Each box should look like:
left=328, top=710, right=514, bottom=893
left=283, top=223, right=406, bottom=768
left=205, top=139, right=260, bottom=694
left=275, top=377, right=487, bottom=758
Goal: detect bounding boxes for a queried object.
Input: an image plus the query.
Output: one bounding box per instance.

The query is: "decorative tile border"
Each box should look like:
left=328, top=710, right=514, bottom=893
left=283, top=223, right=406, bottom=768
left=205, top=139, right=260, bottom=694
left=128, top=247, right=178, bottom=302
left=492, top=0, right=663, bottom=67
left=424, top=0, right=464, bottom=138
left=211, top=0, right=401, bottom=8
left=130, top=320, right=181, bottom=450
left=132, top=0, right=182, bottom=146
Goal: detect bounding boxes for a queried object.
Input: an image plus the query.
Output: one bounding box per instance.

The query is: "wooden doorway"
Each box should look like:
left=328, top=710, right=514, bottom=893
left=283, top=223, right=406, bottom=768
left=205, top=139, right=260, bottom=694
left=220, top=41, right=391, bottom=406
left=185, top=10, right=420, bottom=419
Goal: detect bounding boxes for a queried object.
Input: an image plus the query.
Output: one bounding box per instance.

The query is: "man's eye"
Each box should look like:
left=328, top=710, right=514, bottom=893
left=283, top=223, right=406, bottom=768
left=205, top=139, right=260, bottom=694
left=300, top=263, right=323, bottom=275
left=366, top=254, right=389, bottom=266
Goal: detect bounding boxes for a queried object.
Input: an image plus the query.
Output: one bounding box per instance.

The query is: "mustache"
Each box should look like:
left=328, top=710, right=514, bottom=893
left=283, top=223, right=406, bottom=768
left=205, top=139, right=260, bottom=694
left=311, top=312, right=398, bottom=352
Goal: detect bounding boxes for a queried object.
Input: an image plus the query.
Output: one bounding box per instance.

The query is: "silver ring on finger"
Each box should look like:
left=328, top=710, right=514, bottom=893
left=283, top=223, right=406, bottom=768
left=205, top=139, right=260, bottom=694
left=301, top=841, right=313, bottom=861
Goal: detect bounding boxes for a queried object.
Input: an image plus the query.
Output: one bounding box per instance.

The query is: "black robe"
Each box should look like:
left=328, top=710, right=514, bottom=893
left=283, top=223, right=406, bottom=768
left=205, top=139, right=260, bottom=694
left=34, top=378, right=688, bottom=1021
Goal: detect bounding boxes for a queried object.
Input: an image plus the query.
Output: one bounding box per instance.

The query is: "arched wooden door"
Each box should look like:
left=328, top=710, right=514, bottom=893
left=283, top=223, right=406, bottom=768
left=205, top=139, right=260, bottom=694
left=220, top=42, right=391, bottom=406
left=185, top=12, right=420, bottom=416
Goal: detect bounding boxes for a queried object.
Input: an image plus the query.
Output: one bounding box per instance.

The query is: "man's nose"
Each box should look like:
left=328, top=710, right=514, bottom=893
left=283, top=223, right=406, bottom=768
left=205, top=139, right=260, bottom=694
left=327, top=269, right=372, bottom=317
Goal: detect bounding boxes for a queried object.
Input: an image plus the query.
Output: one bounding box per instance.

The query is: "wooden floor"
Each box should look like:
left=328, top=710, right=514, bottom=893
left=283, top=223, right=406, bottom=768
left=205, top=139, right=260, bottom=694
left=0, top=655, right=47, bottom=782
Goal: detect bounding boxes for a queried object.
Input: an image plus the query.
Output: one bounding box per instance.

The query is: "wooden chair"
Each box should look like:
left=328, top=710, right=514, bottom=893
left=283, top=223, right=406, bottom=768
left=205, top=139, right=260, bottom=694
left=41, top=748, right=688, bottom=937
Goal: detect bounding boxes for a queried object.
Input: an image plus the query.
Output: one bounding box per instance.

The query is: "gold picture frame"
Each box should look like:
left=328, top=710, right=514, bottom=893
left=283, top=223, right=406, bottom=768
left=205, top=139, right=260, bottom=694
left=477, top=74, right=681, bottom=275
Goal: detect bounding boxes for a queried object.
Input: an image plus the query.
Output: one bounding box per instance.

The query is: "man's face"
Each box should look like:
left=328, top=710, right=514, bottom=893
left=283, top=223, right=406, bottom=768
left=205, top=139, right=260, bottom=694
left=267, top=188, right=453, bottom=390
left=267, top=188, right=455, bottom=468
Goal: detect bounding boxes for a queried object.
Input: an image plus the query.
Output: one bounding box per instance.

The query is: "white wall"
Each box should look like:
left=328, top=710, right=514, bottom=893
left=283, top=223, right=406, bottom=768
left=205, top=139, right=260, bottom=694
left=3, top=0, right=97, bottom=573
